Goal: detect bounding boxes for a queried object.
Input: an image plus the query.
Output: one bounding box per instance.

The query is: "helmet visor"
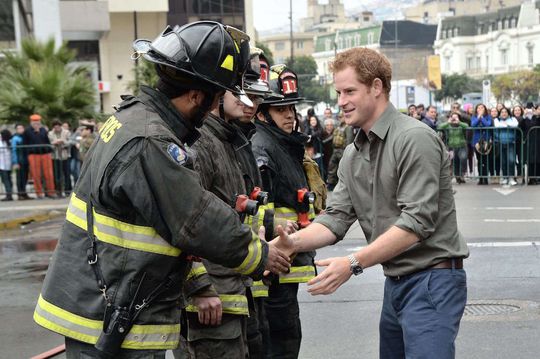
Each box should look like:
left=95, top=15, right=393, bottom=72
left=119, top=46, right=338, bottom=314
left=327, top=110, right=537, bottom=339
left=149, top=26, right=188, bottom=63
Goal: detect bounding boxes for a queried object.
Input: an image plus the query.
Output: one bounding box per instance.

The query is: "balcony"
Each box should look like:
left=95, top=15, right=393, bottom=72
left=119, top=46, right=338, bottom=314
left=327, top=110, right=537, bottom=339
left=108, top=0, right=168, bottom=13
left=60, top=1, right=110, bottom=40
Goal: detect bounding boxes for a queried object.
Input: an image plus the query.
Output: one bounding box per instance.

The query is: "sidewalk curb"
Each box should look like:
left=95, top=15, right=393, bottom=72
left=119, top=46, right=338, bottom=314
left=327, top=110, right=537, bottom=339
left=0, top=210, right=65, bottom=230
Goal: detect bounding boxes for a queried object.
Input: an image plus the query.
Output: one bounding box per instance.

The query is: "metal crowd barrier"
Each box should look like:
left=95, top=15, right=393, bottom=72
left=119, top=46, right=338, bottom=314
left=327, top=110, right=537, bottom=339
left=437, top=126, right=540, bottom=185
left=0, top=143, right=80, bottom=197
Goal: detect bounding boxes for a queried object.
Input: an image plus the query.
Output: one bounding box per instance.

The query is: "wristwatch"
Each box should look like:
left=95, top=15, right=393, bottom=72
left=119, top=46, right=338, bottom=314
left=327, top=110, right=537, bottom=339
left=347, top=254, right=363, bottom=275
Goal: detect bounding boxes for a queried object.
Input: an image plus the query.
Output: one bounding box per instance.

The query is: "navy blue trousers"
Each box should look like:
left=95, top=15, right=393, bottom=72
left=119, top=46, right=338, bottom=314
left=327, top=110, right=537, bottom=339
left=380, top=268, right=467, bottom=359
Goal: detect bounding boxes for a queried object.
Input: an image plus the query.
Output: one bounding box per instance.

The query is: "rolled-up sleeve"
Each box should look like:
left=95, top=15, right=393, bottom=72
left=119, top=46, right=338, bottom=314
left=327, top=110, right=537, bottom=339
left=313, top=150, right=357, bottom=242
left=394, top=128, right=443, bottom=240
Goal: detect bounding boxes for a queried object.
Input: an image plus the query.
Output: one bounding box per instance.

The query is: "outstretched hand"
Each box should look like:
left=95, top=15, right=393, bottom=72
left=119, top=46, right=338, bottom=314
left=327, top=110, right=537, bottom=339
left=261, top=225, right=291, bottom=275
left=307, top=257, right=352, bottom=295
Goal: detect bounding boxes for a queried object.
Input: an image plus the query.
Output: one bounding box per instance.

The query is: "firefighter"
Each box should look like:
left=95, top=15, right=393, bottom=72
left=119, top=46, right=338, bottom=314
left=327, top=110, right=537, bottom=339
left=251, top=64, right=317, bottom=358
left=33, top=21, right=291, bottom=359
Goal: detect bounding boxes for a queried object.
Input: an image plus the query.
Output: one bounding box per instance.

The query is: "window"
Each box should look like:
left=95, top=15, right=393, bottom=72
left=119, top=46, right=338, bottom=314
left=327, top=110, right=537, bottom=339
left=510, top=18, right=517, bottom=28
left=444, top=56, right=451, bottom=72
left=453, top=27, right=459, bottom=37
left=528, top=46, right=534, bottom=65
left=498, top=20, right=502, bottom=30
left=346, top=36, right=351, bottom=48
left=485, top=54, right=490, bottom=70
left=466, top=57, right=474, bottom=70
left=275, top=42, right=285, bottom=51
left=296, top=40, right=304, bottom=49
left=354, top=34, right=361, bottom=46
left=488, top=23, right=493, bottom=32
left=325, top=39, right=331, bottom=51
left=500, top=49, right=508, bottom=65
left=477, top=25, right=483, bottom=35
left=338, top=37, right=344, bottom=49
left=476, top=56, right=481, bottom=69
left=367, top=32, right=374, bottom=45
left=363, top=16, right=370, bottom=22
left=503, top=19, right=508, bottom=29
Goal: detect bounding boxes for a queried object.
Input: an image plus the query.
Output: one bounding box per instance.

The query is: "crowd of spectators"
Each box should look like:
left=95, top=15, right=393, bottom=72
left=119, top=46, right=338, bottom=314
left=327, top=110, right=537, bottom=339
left=0, top=114, right=97, bottom=201
left=300, top=107, right=355, bottom=190
left=407, top=102, right=540, bottom=186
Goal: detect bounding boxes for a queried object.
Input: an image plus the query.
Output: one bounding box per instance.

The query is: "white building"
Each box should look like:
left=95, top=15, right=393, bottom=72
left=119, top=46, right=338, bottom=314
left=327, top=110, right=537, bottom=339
left=434, top=1, right=540, bottom=77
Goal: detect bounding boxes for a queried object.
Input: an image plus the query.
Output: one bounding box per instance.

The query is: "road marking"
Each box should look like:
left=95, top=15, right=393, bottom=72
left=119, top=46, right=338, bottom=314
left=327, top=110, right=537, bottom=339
left=467, top=241, right=539, bottom=247
left=346, top=241, right=539, bottom=251
left=484, top=219, right=540, bottom=223
left=485, top=207, right=534, bottom=210
left=493, top=188, right=518, bottom=196
left=0, top=204, right=67, bottom=212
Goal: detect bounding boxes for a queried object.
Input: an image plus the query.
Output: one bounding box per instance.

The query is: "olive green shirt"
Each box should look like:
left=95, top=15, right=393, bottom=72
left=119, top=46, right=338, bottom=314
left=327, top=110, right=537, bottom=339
left=314, top=103, right=469, bottom=277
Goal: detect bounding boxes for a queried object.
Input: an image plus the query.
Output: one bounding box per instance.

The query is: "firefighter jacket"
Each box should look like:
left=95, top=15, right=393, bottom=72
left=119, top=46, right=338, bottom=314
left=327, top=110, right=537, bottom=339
left=251, top=119, right=317, bottom=284
left=33, top=86, right=268, bottom=351
left=232, top=119, right=273, bottom=298
left=185, top=115, right=271, bottom=316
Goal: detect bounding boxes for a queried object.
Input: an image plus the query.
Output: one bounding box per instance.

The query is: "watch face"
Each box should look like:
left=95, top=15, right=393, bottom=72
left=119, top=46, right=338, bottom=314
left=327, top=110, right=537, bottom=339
left=352, top=266, right=363, bottom=275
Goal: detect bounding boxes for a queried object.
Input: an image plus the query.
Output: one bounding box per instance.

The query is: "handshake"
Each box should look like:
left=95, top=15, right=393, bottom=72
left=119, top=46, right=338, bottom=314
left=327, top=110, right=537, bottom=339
left=262, top=223, right=298, bottom=276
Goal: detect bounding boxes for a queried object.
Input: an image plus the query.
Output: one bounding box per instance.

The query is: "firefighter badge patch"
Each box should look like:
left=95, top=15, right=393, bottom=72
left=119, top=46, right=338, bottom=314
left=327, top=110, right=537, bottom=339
left=167, top=143, right=188, bottom=166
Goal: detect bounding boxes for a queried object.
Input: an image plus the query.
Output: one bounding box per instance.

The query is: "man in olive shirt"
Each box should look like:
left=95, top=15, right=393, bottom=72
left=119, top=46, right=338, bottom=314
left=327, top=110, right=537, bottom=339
left=274, top=48, right=469, bottom=358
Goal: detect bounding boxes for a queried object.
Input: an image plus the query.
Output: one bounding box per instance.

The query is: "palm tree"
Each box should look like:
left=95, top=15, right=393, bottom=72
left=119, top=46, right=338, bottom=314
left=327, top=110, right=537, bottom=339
left=126, top=59, right=159, bottom=96
left=0, top=38, right=96, bottom=126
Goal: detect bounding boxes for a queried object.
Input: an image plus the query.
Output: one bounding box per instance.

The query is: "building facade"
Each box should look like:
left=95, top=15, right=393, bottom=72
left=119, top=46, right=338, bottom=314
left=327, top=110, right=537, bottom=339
left=313, top=20, right=437, bottom=84
left=434, top=1, right=540, bottom=77
left=404, top=0, right=523, bottom=25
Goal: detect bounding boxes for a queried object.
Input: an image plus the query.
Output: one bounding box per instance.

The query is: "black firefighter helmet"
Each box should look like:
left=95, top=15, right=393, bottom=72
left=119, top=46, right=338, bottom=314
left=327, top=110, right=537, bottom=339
left=132, top=21, right=251, bottom=97
left=243, top=47, right=274, bottom=98
left=262, top=64, right=305, bottom=106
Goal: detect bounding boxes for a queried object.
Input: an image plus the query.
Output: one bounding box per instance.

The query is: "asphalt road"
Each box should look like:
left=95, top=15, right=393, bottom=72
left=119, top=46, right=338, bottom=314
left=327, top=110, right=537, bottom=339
left=1, top=182, right=539, bottom=358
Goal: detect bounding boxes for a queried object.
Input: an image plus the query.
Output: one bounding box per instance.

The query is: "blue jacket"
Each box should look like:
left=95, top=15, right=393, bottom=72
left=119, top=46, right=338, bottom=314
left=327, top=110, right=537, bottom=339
left=471, top=115, right=492, bottom=144
left=11, top=134, right=28, bottom=165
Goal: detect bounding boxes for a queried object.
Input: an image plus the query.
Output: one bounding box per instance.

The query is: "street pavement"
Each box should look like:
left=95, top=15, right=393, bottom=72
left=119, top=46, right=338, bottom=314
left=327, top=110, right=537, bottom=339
left=0, top=182, right=539, bottom=358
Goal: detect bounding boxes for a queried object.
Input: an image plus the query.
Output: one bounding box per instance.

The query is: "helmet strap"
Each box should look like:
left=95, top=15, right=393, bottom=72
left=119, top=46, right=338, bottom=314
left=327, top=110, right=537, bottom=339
left=219, top=96, right=226, bottom=120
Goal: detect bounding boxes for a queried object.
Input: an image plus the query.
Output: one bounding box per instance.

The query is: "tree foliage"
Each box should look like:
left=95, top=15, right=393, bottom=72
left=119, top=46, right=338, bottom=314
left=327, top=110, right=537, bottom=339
left=286, top=55, right=331, bottom=104
left=491, top=70, right=540, bottom=104
left=0, top=38, right=96, bottom=126
left=434, top=73, right=482, bottom=101
left=127, top=60, right=159, bottom=96
left=255, top=41, right=274, bottom=66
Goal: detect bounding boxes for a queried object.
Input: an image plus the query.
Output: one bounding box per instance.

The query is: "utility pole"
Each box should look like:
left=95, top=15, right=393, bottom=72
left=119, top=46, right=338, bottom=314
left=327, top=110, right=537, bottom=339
left=289, top=0, right=294, bottom=68
left=394, top=18, right=399, bottom=108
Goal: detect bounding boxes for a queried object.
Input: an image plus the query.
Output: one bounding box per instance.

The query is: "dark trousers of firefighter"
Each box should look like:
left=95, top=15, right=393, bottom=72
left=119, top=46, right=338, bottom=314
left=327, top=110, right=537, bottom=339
left=264, top=282, right=301, bottom=359
left=65, top=337, right=166, bottom=359
left=247, top=297, right=270, bottom=359
left=28, top=153, right=55, bottom=196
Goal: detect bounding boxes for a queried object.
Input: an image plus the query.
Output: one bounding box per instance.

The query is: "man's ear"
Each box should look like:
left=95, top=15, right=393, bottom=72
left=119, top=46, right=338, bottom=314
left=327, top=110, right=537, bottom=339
left=372, top=78, right=384, bottom=97
left=256, top=111, right=265, bottom=122
left=188, top=89, right=205, bottom=106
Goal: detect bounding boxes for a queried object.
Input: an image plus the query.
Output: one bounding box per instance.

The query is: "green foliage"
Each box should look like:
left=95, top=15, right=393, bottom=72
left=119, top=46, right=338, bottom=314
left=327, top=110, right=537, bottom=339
left=434, top=73, right=482, bottom=101
left=492, top=70, right=540, bottom=104
left=127, top=60, right=159, bottom=96
left=0, top=38, right=96, bottom=126
left=285, top=55, right=331, bottom=104
left=255, top=41, right=274, bottom=66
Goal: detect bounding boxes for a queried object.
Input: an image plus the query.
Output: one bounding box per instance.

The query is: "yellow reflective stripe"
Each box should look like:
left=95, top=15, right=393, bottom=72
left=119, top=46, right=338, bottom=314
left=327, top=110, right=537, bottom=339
left=66, top=193, right=181, bottom=257
left=186, top=294, right=249, bottom=315
left=308, top=203, right=316, bottom=220
left=34, top=294, right=180, bottom=349
left=187, top=263, right=207, bottom=279
left=279, top=265, right=316, bottom=284
left=274, top=206, right=298, bottom=221
left=234, top=233, right=262, bottom=275
left=251, top=280, right=269, bottom=298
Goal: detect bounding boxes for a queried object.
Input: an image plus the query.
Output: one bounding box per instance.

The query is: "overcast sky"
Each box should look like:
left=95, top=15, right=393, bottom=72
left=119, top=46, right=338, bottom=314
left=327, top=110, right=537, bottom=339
left=252, top=0, right=365, bottom=32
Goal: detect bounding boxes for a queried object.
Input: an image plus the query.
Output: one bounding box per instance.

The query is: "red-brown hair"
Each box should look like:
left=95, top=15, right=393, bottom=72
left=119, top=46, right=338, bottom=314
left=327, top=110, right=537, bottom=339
left=330, top=48, right=392, bottom=99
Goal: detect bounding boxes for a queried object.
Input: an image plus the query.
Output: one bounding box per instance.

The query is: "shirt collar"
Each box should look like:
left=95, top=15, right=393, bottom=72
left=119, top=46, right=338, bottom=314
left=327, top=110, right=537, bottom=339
left=354, top=102, right=396, bottom=150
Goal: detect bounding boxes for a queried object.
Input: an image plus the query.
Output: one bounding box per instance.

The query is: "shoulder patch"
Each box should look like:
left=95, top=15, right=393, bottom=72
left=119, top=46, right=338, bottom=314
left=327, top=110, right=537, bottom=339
left=167, top=143, right=188, bottom=166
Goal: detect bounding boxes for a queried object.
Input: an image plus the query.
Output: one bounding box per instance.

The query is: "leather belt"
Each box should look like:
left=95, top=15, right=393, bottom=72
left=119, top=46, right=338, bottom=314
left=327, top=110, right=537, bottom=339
left=431, top=258, right=463, bottom=270
left=388, top=258, right=463, bottom=281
